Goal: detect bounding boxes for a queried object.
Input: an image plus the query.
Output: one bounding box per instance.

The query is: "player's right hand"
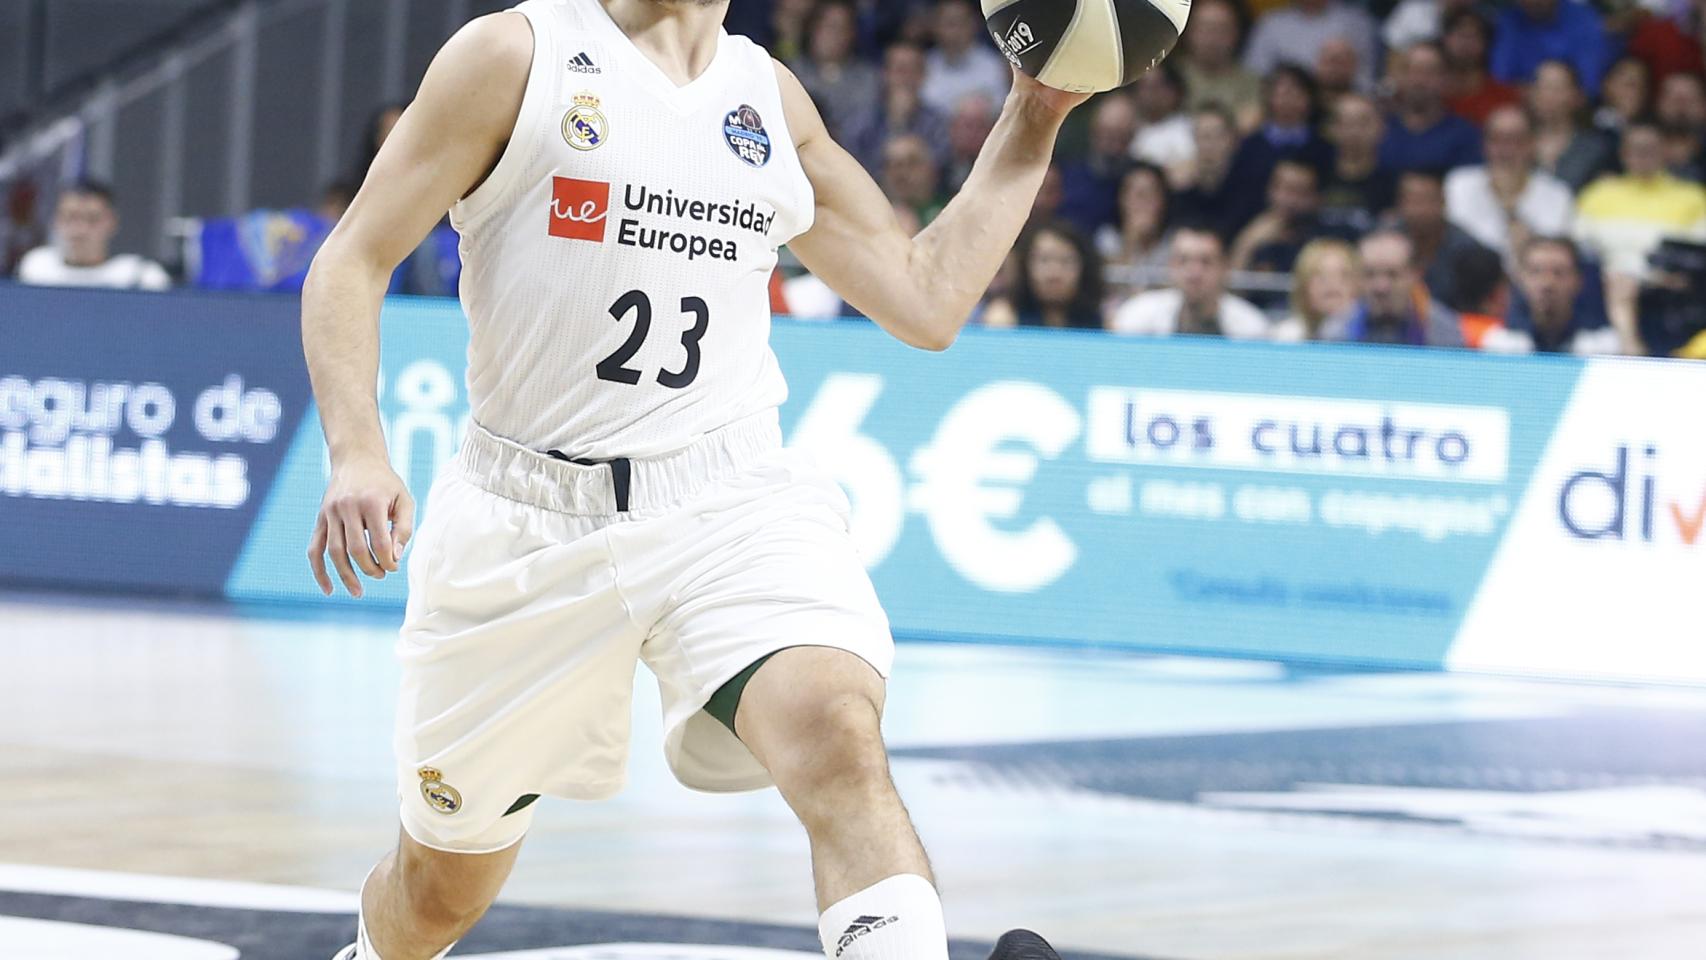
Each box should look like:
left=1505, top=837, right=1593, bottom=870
left=308, top=453, right=416, bottom=598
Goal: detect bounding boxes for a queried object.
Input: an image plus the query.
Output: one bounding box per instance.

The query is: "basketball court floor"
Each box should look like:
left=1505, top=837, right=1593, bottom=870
left=4, top=590, right=1704, bottom=959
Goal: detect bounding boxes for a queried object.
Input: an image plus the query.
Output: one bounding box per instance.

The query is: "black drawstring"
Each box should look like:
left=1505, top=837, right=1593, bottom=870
left=546, top=451, right=633, bottom=513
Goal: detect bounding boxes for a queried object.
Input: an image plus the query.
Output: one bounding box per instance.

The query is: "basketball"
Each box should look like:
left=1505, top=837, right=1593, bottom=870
left=982, top=0, right=1191, bottom=94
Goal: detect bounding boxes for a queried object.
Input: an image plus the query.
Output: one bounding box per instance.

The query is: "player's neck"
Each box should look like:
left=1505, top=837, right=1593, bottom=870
left=600, top=0, right=728, bottom=87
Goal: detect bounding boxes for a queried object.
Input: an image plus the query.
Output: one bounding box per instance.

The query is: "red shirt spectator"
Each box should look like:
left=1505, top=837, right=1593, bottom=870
left=1441, top=9, right=1520, bottom=126
left=1625, top=5, right=1705, bottom=88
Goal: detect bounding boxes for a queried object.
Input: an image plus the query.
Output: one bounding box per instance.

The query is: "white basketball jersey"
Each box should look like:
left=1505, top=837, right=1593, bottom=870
left=451, top=0, right=814, bottom=460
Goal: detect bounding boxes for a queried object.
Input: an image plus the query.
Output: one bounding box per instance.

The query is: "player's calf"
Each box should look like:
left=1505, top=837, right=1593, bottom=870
left=336, top=828, right=520, bottom=960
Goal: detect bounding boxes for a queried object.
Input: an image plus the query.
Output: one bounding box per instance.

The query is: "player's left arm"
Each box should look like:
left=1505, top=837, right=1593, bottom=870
left=779, top=62, right=1088, bottom=350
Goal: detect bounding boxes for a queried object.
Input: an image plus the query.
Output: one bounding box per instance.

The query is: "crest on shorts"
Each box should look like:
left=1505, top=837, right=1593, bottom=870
left=722, top=104, right=771, bottom=168
left=418, top=767, right=463, bottom=815
left=563, top=93, right=609, bottom=152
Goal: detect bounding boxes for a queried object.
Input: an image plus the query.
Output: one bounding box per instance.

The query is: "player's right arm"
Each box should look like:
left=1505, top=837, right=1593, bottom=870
left=301, top=12, right=531, bottom=597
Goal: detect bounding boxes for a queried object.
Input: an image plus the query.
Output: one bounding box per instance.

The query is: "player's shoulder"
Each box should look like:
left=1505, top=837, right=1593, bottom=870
left=450, top=10, right=535, bottom=67
left=410, top=10, right=533, bottom=136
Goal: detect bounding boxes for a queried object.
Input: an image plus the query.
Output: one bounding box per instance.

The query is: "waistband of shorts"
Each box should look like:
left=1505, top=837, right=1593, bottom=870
left=456, top=410, right=782, bottom=516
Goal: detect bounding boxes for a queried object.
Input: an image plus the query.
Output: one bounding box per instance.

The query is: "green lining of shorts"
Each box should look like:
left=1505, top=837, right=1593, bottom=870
left=703, top=651, right=780, bottom=738
left=503, top=794, right=540, bottom=817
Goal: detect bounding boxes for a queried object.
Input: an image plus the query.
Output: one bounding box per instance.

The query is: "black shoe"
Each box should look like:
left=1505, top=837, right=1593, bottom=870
left=988, top=929, right=1062, bottom=960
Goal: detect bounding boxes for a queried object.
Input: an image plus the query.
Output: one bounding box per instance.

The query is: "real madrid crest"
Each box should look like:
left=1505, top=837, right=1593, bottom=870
left=418, top=767, right=463, bottom=815
left=563, top=93, right=608, bottom=152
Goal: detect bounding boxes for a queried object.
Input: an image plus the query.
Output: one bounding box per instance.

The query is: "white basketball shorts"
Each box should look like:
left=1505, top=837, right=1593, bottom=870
left=393, top=410, right=894, bottom=854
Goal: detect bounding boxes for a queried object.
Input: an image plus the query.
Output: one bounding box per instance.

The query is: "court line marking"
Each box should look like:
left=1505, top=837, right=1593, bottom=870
left=0, top=864, right=357, bottom=913
left=0, top=916, right=240, bottom=958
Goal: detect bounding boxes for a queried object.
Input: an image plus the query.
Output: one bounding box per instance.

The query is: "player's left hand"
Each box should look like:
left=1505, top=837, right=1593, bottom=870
left=1009, top=69, right=1095, bottom=117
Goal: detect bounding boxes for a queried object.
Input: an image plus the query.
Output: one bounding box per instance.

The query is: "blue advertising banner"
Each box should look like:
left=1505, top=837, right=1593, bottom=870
left=0, top=284, right=312, bottom=595
left=5, top=286, right=1703, bottom=683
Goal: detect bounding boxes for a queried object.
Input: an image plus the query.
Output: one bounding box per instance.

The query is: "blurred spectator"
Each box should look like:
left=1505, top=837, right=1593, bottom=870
left=1391, top=170, right=1485, bottom=309
left=1655, top=72, right=1706, bottom=180
left=1098, top=163, right=1174, bottom=298
left=1491, top=237, right=1624, bottom=354
left=1491, top=0, right=1612, bottom=97
left=1243, top=0, right=1379, bottom=91
left=1530, top=59, right=1616, bottom=191
left=793, top=0, right=882, bottom=139
left=769, top=0, right=817, bottom=64
left=943, top=94, right=998, bottom=193
left=1109, top=226, right=1273, bottom=338
left=2, top=180, right=45, bottom=276
left=1445, top=105, right=1574, bottom=260
left=1179, top=0, right=1263, bottom=130
left=844, top=42, right=951, bottom=172
left=1171, top=105, right=1244, bottom=238
left=1441, top=8, right=1520, bottom=126
left=1380, top=43, right=1482, bottom=174
left=882, top=134, right=947, bottom=225
left=1058, top=96, right=1139, bottom=236
left=1130, top=65, right=1197, bottom=176
left=1321, top=92, right=1396, bottom=235
left=1273, top=238, right=1360, bottom=341
left=1313, top=38, right=1365, bottom=102
left=1231, top=159, right=1341, bottom=276
left=1223, top=66, right=1333, bottom=236
left=1382, top=0, right=1476, bottom=50
left=1441, top=242, right=1514, bottom=348
left=1624, top=0, right=1705, bottom=87
left=16, top=181, right=170, bottom=291
left=920, top=0, right=1010, bottom=116
left=1320, top=230, right=1465, bottom=346
left=1595, top=56, right=1652, bottom=136
left=981, top=222, right=1107, bottom=330
left=1574, top=119, right=1706, bottom=277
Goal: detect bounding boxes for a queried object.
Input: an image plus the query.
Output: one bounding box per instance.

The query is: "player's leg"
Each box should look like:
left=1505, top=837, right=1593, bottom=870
left=349, top=828, right=521, bottom=960
left=732, top=646, right=947, bottom=960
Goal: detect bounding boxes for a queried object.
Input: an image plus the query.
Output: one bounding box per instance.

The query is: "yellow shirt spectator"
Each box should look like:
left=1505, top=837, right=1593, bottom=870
left=1573, top=121, right=1706, bottom=276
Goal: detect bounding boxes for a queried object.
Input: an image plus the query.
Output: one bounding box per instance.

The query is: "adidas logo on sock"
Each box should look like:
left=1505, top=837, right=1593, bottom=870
left=567, top=52, right=601, bottom=74
left=835, top=915, right=900, bottom=957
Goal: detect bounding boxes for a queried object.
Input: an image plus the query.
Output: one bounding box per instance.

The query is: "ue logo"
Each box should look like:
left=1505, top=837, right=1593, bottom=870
left=549, top=176, right=610, bottom=242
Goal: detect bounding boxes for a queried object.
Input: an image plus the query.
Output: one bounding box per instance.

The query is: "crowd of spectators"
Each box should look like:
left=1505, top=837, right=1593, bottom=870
left=11, top=0, right=1706, bottom=359
left=760, top=0, right=1706, bottom=358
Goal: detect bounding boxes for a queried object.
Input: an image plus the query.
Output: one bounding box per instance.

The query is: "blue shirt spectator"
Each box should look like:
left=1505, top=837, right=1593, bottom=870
left=1491, top=0, right=1613, bottom=97
left=1218, top=66, right=1334, bottom=238
left=1057, top=96, right=1139, bottom=236
left=1381, top=113, right=1484, bottom=173
left=1490, top=237, right=1623, bottom=355
left=1320, top=230, right=1466, bottom=347
left=1380, top=44, right=1482, bottom=173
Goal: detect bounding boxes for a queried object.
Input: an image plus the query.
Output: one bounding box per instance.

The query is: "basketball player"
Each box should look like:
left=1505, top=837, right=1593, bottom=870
left=303, top=2, right=1087, bottom=958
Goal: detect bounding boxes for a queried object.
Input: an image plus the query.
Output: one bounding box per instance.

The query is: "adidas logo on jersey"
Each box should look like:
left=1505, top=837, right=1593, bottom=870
left=567, top=52, right=601, bottom=74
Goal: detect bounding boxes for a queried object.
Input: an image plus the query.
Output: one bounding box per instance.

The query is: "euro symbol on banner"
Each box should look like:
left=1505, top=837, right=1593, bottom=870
left=907, top=381, right=1080, bottom=592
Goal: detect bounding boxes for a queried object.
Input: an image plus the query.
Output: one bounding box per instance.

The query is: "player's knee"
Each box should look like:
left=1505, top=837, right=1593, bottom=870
left=764, top=695, right=892, bottom=821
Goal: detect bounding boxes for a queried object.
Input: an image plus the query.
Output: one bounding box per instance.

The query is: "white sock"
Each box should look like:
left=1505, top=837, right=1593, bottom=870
left=818, top=874, right=948, bottom=960
left=353, top=913, right=455, bottom=960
